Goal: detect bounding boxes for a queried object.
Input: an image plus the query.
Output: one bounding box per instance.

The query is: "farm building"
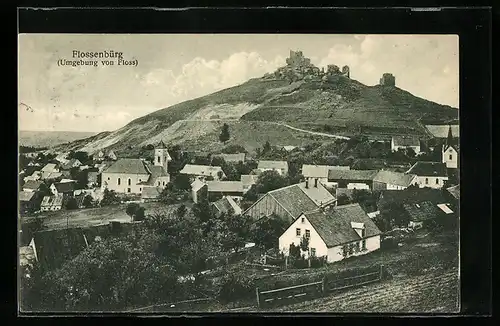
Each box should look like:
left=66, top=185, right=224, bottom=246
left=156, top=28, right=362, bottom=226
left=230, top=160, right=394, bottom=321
left=40, top=194, right=65, bottom=211
left=403, top=201, right=455, bottom=229
left=211, top=196, right=242, bottom=216
left=191, top=179, right=208, bottom=204
left=207, top=181, right=245, bottom=201
left=50, top=182, right=76, bottom=197
left=406, top=162, right=448, bottom=189
left=22, top=180, right=43, bottom=192
left=278, top=203, right=382, bottom=263
left=257, top=160, right=289, bottom=176
left=301, top=164, right=350, bottom=188
left=391, top=135, right=421, bottom=154
left=179, top=164, right=225, bottom=181
left=243, top=181, right=337, bottom=222
left=213, top=153, right=246, bottom=163
left=372, top=170, right=417, bottom=190
left=327, top=169, right=379, bottom=190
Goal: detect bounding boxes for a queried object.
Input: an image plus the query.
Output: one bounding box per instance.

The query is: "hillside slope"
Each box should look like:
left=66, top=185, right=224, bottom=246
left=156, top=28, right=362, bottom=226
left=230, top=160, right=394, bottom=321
left=55, top=70, right=458, bottom=155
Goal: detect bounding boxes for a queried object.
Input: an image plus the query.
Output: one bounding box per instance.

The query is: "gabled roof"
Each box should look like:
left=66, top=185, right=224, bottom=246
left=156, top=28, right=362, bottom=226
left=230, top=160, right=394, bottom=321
left=266, top=184, right=320, bottom=218
left=214, top=153, right=246, bottom=163
left=328, top=169, right=379, bottom=181
left=402, top=201, right=443, bottom=222
left=191, top=179, right=207, bottom=192
left=304, top=203, right=382, bottom=248
left=87, top=171, right=99, bottom=182
left=145, top=164, right=169, bottom=185
left=302, top=164, right=350, bottom=178
left=212, top=196, right=242, bottom=215
left=19, top=191, right=35, bottom=202
left=297, top=182, right=336, bottom=206
left=443, top=143, right=460, bottom=153
left=23, top=180, right=43, bottom=190
left=446, top=185, right=460, bottom=200
left=41, top=194, right=64, bottom=207
left=141, top=186, right=162, bottom=199
left=406, top=162, right=448, bottom=177
left=373, top=170, right=417, bottom=187
left=378, top=188, right=448, bottom=207
left=53, top=182, right=75, bottom=193
left=257, top=160, right=288, bottom=170
left=392, top=135, right=420, bottom=147
left=61, top=158, right=82, bottom=170
left=45, top=172, right=63, bottom=180
left=41, top=163, right=57, bottom=172
left=207, top=181, right=244, bottom=193
left=180, top=164, right=224, bottom=177
left=104, top=159, right=150, bottom=175
left=241, top=174, right=258, bottom=187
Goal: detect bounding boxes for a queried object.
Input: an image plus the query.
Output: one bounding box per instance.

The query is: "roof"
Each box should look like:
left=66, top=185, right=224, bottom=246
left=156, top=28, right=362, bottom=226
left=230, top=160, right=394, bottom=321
left=302, top=164, right=350, bottom=178
left=241, top=174, right=258, bottom=187
left=443, top=143, right=460, bottom=153
left=281, top=146, right=297, bottom=151
left=257, top=160, right=288, bottom=170
left=141, top=186, right=162, bottom=199
left=304, top=203, right=382, bottom=248
left=191, top=179, right=207, bottom=192
left=328, top=169, right=379, bottom=181
left=406, top=162, right=448, bottom=177
left=403, top=201, right=443, bottom=222
left=297, top=182, right=336, bottom=206
left=266, top=184, right=320, bottom=218
left=19, top=191, right=35, bottom=202
left=425, top=124, right=460, bottom=139
left=53, top=182, right=75, bottom=193
left=23, top=180, right=43, bottom=190
left=19, top=245, right=36, bottom=267
left=373, top=170, right=417, bottom=187
left=207, top=181, right=244, bottom=193
left=212, top=196, right=242, bottom=215
left=437, top=203, right=454, bottom=214
left=378, top=188, right=448, bottom=207
left=392, top=135, right=420, bottom=147
left=62, top=158, right=82, bottom=169
left=45, top=172, right=63, bottom=180
left=180, top=164, right=224, bottom=177
left=446, top=185, right=460, bottom=200
left=104, top=159, right=150, bottom=175
left=41, top=163, right=57, bottom=172
left=214, top=153, right=246, bottom=163
left=145, top=164, right=169, bottom=185
left=41, top=194, right=64, bottom=207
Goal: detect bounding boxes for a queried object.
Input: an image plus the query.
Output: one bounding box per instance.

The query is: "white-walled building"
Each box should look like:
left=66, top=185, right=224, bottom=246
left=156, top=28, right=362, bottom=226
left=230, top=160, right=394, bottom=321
left=406, top=162, right=448, bottom=189
left=278, top=203, right=382, bottom=263
left=180, top=164, right=225, bottom=181
left=372, top=170, right=417, bottom=191
left=301, top=164, right=350, bottom=188
left=391, top=135, right=421, bottom=154
left=257, top=160, right=289, bottom=176
left=442, top=125, right=459, bottom=169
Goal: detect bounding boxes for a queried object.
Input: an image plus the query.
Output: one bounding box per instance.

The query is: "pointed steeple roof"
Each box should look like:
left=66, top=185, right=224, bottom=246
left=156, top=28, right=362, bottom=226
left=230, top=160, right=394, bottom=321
left=157, top=140, right=167, bottom=149
left=446, top=125, right=453, bottom=145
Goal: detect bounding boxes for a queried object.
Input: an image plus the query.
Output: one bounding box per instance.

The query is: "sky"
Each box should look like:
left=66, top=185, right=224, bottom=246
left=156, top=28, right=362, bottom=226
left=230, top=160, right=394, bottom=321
left=18, top=34, right=459, bottom=132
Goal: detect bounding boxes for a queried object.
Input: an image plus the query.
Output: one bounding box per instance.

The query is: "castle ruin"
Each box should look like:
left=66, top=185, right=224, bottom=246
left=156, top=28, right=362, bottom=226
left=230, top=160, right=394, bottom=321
left=379, top=73, right=396, bottom=87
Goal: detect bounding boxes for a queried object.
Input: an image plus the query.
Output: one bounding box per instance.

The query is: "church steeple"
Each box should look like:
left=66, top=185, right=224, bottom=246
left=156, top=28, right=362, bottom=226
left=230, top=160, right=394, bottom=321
left=446, top=125, right=453, bottom=146
left=157, top=140, right=167, bottom=149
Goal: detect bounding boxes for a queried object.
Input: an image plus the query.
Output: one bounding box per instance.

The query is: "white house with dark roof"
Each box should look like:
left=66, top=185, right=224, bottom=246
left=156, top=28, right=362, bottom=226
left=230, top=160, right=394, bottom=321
left=278, top=203, right=382, bottom=263
left=302, top=164, right=350, bottom=188
left=180, top=164, right=225, bottom=181
left=406, top=162, right=448, bottom=189
left=213, top=153, right=246, bottom=163
left=243, top=181, right=337, bottom=222
left=257, top=160, right=289, bottom=176
left=207, top=181, right=245, bottom=199
left=372, top=170, right=417, bottom=190
left=391, top=135, right=421, bottom=154
left=442, top=125, right=459, bottom=169
left=191, top=179, right=208, bottom=204
left=101, top=141, right=171, bottom=195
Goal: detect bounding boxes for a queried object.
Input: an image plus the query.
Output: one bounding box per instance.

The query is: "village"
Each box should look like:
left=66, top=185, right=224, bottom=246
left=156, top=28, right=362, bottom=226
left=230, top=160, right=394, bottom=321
left=18, top=120, right=460, bottom=312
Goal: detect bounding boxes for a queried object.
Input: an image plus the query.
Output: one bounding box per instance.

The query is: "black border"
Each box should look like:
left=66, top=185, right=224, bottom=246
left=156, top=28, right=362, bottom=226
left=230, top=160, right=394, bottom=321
left=14, top=6, right=492, bottom=319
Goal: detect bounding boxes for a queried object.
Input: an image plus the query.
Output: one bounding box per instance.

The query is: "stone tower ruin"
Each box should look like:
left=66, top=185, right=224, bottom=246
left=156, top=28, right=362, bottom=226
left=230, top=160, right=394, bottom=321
left=342, top=65, right=350, bottom=78
left=379, top=73, right=396, bottom=86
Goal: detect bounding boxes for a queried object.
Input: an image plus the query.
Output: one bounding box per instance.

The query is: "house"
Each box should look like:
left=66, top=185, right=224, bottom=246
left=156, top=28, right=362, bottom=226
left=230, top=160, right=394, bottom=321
left=141, top=187, right=163, bottom=202
left=74, top=193, right=87, bottom=208
left=302, top=164, right=350, bottom=188
left=372, top=170, right=417, bottom=191
left=243, top=181, right=337, bottom=222
left=87, top=171, right=99, bottom=188
left=40, top=194, right=65, bottom=211
left=241, top=174, right=258, bottom=192
left=278, top=203, right=382, bottom=263
left=44, top=172, right=63, bottom=182
left=327, top=169, right=379, bottom=190
left=214, top=153, right=246, bottom=163
left=50, top=182, right=76, bottom=197
left=191, top=179, right=208, bottom=204
left=19, top=191, right=39, bottom=214
left=22, top=180, right=43, bottom=192
left=402, top=201, right=455, bottom=229
left=442, top=126, right=459, bottom=169
left=257, top=160, right=289, bottom=176
left=55, top=153, right=69, bottom=165
left=101, top=141, right=171, bottom=195
left=59, top=178, right=77, bottom=184
left=211, top=196, right=242, bottom=216
left=391, top=135, right=421, bottom=154
left=206, top=181, right=245, bottom=201
left=281, top=145, right=298, bottom=152
left=179, top=164, right=225, bottom=181
left=60, top=158, right=82, bottom=170
left=406, top=162, right=448, bottom=189
left=23, top=171, right=42, bottom=182
left=41, top=163, right=59, bottom=179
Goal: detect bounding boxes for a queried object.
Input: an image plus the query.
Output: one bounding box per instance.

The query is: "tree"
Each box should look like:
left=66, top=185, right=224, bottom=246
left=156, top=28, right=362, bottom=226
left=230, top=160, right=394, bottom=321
left=242, top=185, right=258, bottom=202
left=299, top=235, right=310, bottom=253
left=176, top=204, right=187, bottom=218
left=100, top=189, right=120, bottom=206
left=219, top=123, right=230, bottom=144
left=126, top=203, right=140, bottom=219
left=216, top=270, right=254, bottom=308
left=262, top=141, right=271, bottom=155
left=65, top=197, right=78, bottom=210
left=221, top=144, right=247, bottom=154
left=82, top=195, right=94, bottom=208
left=405, top=147, right=416, bottom=159
left=134, top=207, right=146, bottom=221
left=255, top=170, right=288, bottom=194
left=250, top=214, right=288, bottom=250
left=172, top=174, right=192, bottom=191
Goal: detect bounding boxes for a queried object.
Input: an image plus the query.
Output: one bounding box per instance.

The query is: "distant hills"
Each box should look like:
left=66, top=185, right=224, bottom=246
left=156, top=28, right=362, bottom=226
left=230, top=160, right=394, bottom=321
left=51, top=51, right=458, bottom=155
left=19, top=131, right=101, bottom=148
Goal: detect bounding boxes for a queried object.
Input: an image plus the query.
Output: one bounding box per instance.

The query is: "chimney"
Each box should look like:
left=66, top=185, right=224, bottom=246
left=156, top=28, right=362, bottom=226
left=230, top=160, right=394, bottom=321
left=305, top=179, right=309, bottom=189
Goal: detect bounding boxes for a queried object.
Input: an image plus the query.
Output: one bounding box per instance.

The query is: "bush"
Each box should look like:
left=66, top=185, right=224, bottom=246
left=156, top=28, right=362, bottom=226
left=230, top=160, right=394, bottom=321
left=215, top=270, right=254, bottom=306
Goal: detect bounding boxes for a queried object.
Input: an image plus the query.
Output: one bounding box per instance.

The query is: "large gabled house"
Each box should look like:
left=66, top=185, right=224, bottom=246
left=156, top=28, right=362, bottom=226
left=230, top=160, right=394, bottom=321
left=19, top=191, right=40, bottom=215
left=391, top=135, right=421, bottom=154
left=257, top=160, right=289, bottom=176
left=50, top=182, right=76, bottom=197
left=22, top=180, right=44, bottom=192
left=301, top=164, right=350, bottom=189
left=207, top=181, right=245, bottom=201
left=327, top=169, right=379, bottom=190
left=372, top=170, right=417, bottom=191
left=278, top=203, right=382, bottom=263
left=179, top=164, right=225, bottom=182
left=40, top=194, right=65, bottom=211
left=243, top=181, right=337, bottom=222
left=406, top=162, right=448, bottom=189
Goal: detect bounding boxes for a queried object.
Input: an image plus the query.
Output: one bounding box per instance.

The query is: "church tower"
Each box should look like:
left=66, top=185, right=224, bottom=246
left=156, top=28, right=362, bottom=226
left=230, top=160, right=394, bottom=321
left=154, top=140, right=172, bottom=171
left=442, top=125, right=458, bottom=169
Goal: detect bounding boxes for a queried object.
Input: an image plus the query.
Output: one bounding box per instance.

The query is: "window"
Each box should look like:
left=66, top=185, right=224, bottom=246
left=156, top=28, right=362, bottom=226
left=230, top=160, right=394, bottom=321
left=305, top=229, right=311, bottom=239
left=310, top=248, right=316, bottom=257
left=314, top=179, right=318, bottom=187
left=127, top=188, right=131, bottom=193
left=436, top=178, right=439, bottom=185
left=425, top=178, right=428, bottom=184
left=449, top=154, right=452, bottom=160
left=301, top=217, right=305, bottom=223
left=128, top=178, right=131, bottom=186
left=139, top=188, right=142, bottom=192
left=162, top=181, right=165, bottom=186
left=157, top=181, right=160, bottom=186
left=117, top=178, right=121, bottom=185
left=296, top=228, right=301, bottom=236
left=107, top=177, right=110, bottom=181
left=157, top=156, right=161, bottom=163
left=139, top=179, right=141, bottom=182
left=361, top=240, right=366, bottom=250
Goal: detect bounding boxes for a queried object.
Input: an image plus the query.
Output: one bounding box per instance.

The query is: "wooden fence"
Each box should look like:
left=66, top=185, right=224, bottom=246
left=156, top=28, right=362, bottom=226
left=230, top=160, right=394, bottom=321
left=256, top=264, right=387, bottom=309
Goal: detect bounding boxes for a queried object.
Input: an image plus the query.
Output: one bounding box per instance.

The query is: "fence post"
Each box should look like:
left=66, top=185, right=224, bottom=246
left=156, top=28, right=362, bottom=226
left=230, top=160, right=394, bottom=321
left=256, top=287, right=260, bottom=309
left=379, top=264, right=384, bottom=280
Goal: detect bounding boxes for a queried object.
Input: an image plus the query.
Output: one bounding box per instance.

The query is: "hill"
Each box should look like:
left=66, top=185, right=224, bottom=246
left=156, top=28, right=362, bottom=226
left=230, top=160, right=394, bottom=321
left=54, top=51, right=458, bottom=155
left=19, top=131, right=101, bottom=148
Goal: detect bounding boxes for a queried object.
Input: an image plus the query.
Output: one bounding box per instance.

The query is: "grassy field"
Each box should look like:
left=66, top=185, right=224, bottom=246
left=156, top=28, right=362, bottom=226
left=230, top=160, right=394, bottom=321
left=24, top=202, right=183, bottom=230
